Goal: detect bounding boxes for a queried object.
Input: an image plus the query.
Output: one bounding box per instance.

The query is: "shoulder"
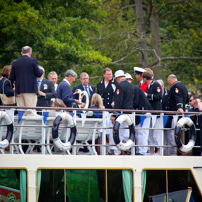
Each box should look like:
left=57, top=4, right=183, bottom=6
left=97, top=79, right=104, bottom=86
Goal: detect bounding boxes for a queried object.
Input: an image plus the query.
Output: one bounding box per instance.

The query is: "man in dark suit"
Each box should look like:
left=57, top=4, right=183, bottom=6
left=9, top=46, right=43, bottom=107
left=72, top=72, right=96, bottom=106
left=37, top=66, right=57, bottom=107
left=97, top=67, right=117, bottom=109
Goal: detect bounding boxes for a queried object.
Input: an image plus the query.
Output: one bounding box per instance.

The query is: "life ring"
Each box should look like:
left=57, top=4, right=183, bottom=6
left=0, top=111, right=14, bottom=149
left=175, top=117, right=196, bottom=153
left=73, top=89, right=89, bottom=109
left=52, top=112, right=77, bottom=150
left=113, top=114, right=135, bottom=150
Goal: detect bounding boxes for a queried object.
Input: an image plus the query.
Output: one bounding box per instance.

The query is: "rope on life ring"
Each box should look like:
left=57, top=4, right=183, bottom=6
left=174, top=117, right=196, bottom=153
left=113, top=114, right=135, bottom=151
left=0, top=111, right=14, bottom=149
left=52, top=112, right=77, bottom=151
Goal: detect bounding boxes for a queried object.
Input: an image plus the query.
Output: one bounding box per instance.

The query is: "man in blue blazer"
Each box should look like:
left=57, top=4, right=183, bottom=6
left=57, top=70, right=85, bottom=108
left=72, top=72, right=96, bottom=105
left=9, top=46, right=43, bottom=107
left=37, top=66, right=57, bottom=107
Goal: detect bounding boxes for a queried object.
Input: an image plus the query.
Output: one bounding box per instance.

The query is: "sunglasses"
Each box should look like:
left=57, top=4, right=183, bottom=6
left=189, top=99, right=193, bottom=102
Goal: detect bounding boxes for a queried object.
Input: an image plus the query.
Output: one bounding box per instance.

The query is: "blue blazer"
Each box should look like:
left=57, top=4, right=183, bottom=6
left=9, top=55, right=43, bottom=94
left=57, top=80, right=75, bottom=107
left=72, top=83, right=96, bottom=104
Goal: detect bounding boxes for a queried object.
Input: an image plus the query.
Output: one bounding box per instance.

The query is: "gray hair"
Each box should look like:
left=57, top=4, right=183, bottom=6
left=80, top=72, right=89, bottom=79
left=157, top=79, right=164, bottom=87
left=167, top=74, right=177, bottom=80
left=48, top=71, right=58, bottom=79
left=22, top=46, right=32, bottom=54
left=65, top=69, right=77, bottom=78
left=38, top=66, right=45, bottom=74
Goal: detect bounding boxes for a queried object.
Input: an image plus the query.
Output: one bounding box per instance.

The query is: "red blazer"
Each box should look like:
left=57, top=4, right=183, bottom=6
left=138, top=82, right=148, bottom=92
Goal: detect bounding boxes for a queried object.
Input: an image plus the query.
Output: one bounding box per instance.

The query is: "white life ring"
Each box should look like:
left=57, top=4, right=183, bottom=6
left=74, top=89, right=89, bottom=109
left=52, top=112, right=77, bottom=150
left=113, top=114, right=135, bottom=150
left=0, top=111, right=14, bottom=149
left=175, top=117, right=196, bottom=153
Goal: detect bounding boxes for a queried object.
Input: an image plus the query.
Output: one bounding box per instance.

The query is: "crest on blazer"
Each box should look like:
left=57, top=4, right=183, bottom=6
left=175, top=88, right=179, bottom=93
left=43, top=84, right=48, bottom=90
left=157, top=87, right=161, bottom=93
left=117, top=89, right=120, bottom=95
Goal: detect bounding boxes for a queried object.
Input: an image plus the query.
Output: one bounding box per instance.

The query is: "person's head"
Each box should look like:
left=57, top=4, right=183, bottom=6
left=91, top=93, right=105, bottom=109
left=125, top=73, right=133, bottom=83
left=1, top=65, right=12, bottom=78
left=103, top=68, right=113, bottom=82
left=189, top=95, right=201, bottom=108
left=142, top=71, right=152, bottom=85
left=21, top=46, right=32, bottom=56
left=114, top=70, right=125, bottom=83
left=48, top=71, right=58, bottom=85
left=38, top=66, right=45, bottom=80
left=134, top=67, right=145, bottom=82
left=65, top=69, right=77, bottom=84
left=167, top=74, right=177, bottom=86
left=157, top=79, right=164, bottom=93
left=145, top=68, right=154, bottom=77
left=80, top=72, right=89, bottom=86
left=52, top=98, right=66, bottom=108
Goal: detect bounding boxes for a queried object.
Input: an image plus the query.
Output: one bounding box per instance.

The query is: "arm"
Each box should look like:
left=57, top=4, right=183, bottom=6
left=4, top=80, right=14, bottom=97
left=133, top=87, right=140, bottom=109
left=44, top=81, right=57, bottom=99
left=146, top=83, right=162, bottom=101
left=114, top=85, right=124, bottom=109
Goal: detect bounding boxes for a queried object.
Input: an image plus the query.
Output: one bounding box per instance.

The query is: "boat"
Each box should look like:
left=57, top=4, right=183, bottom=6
left=0, top=106, right=202, bottom=202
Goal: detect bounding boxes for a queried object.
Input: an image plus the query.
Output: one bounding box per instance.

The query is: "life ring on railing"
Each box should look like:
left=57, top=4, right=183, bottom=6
left=174, top=117, right=196, bottom=153
left=73, top=89, right=89, bottom=109
left=0, top=111, right=14, bottom=149
left=113, top=114, right=135, bottom=150
left=52, top=112, right=77, bottom=150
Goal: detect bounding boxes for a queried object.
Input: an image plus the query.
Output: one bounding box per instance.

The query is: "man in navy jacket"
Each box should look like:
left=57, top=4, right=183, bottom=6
left=57, top=70, right=85, bottom=108
left=9, top=46, right=43, bottom=107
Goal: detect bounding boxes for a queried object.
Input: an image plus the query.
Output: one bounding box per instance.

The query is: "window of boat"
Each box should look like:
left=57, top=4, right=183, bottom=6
left=37, top=169, right=133, bottom=202
left=0, top=169, right=27, bottom=202
left=142, top=169, right=202, bottom=202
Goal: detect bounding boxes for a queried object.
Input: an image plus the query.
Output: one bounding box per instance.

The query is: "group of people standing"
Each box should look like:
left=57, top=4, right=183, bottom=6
left=1, top=45, right=201, bottom=155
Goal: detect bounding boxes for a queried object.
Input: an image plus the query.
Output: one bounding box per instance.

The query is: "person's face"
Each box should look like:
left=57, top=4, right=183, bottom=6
left=80, top=75, right=89, bottom=86
left=135, top=74, right=141, bottom=82
left=116, top=77, right=122, bottom=83
left=49, top=74, right=58, bottom=85
left=189, top=97, right=194, bottom=107
left=68, top=75, right=76, bottom=84
left=126, top=78, right=133, bottom=83
left=103, top=70, right=112, bottom=82
left=143, top=78, right=148, bottom=85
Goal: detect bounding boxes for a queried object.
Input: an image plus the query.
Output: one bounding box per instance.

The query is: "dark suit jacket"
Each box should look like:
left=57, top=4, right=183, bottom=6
left=9, top=55, right=43, bottom=94
left=37, top=78, right=56, bottom=107
left=72, top=83, right=96, bottom=104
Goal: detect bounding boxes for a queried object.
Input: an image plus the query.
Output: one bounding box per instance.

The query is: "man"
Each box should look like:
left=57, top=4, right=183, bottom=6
left=37, top=66, right=57, bottom=107
left=167, top=74, right=189, bottom=114
left=134, top=67, right=148, bottom=92
left=157, top=79, right=177, bottom=156
left=114, top=70, right=133, bottom=110
left=143, top=71, right=163, bottom=155
left=48, top=71, right=58, bottom=103
left=188, top=95, right=202, bottom=156
left=9, top=46, right=43, bottom=107
left=72, top=72, right=96, bottom=105
left=125, top=73, right=133, bottom=83
left=97, top=68, right=117, bottom=109
left=57, top=70, right=85, bottom=108
left=129, top=79, right=153, bottom=155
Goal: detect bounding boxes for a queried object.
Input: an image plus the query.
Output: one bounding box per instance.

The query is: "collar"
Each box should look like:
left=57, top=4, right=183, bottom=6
left=82, top=84, right=88, bottom=89
left=63, top=78, right=70, bottom=86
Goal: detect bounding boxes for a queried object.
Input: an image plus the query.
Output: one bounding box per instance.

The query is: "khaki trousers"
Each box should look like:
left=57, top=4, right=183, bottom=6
left=16, top=93, right=37, bottom=107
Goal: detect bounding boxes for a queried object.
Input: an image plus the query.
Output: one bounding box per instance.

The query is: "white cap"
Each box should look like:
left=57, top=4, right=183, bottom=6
left=114, top=70, right=125, bottom=78
left=134, top=67, right=145, bottom=74
left=125, top=73, right=133, bottom=80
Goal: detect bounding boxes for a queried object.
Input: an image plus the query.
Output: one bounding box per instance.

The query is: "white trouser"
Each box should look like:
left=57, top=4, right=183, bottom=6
left=148, top=117, right=162, bottom=148
left=135, top=117, right=151, bottom=155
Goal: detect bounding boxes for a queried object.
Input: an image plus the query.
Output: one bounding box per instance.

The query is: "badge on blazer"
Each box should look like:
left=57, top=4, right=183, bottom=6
left=117, top=89, right=120, bottom=95
left=43, top=84, right=48, bottom=90
left=157, top=87, right=161, bottom=92
left=175, top=88, right=179, bottom=93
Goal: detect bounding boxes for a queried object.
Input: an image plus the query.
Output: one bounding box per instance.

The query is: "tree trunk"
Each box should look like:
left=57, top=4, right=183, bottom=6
left=149, top=1, right=163, bottom=79
left=134, top=0, right=148, bottom=68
